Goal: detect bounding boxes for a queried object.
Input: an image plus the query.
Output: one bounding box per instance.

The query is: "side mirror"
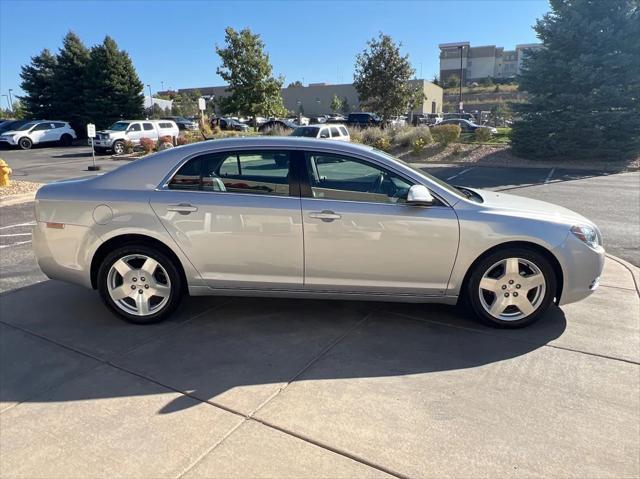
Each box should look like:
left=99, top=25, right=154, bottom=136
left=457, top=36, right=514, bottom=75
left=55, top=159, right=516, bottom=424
left=407, top=185, right=434, bottom=206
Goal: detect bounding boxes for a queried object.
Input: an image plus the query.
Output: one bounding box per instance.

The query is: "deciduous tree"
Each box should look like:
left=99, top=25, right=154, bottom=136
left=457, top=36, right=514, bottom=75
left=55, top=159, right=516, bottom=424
left=353, top=33, right=419, bottom=121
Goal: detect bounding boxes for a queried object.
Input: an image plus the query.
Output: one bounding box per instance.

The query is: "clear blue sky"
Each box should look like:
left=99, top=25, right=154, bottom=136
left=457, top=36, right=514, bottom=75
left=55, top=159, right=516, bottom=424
left=0, top=0, right=549, bottom=100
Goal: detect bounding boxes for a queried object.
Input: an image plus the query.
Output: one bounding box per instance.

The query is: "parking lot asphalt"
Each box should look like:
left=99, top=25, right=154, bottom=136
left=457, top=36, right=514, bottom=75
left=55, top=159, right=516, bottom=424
left=0, top=145, right=639, bottom=477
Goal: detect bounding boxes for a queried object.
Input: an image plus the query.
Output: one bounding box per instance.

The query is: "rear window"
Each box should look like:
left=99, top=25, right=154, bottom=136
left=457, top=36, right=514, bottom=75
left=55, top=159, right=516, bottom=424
left=339, top=126, right=348, bottom=136
left=330, top=127, right=340, bottom=137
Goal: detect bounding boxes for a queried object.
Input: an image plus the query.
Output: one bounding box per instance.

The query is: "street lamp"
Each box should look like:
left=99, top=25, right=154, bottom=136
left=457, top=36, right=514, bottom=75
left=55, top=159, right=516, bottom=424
left=458, top=45, right=465, bottom=114
left=8, top=89, right=14, bottom=111
left=1, top=95, right=10, bottom=112
left=146, top=84, right=152, bottom=114
left=161, top=81, right=164, bottom=92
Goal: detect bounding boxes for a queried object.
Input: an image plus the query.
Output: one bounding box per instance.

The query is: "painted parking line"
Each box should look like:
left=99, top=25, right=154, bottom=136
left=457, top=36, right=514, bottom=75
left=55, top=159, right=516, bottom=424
left=0, top=233, right=32, bottom=237
left=0, top=240, right=31, bottom=249
left=0, top=222, right=36, bottom=230
left=447, top=167, right=475, bottom=181
left=544, top=168, right=556, bottom=185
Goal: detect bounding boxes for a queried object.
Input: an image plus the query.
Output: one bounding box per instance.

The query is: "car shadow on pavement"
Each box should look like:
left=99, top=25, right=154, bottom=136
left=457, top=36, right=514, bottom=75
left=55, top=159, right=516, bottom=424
left=0, top=280, right=566, bottom=414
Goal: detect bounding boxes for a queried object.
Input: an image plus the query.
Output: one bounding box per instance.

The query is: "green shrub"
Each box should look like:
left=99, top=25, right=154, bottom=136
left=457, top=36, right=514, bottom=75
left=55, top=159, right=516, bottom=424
left=374, top=136, right=391, bottom=152
left=360, top=127, right=387, bottom=147
left=139, top=137, right=155, bottom=154
left=431, top=124, right=461, bottom=145
left=411, top=138, right=427, bottom=155
left=123, top=140, right=134, bottom=154
left=396, top=126, right=433, bottom=147
left=475, top=127, right=492, bottom=142
left=157, top=135, right=174, bottom=150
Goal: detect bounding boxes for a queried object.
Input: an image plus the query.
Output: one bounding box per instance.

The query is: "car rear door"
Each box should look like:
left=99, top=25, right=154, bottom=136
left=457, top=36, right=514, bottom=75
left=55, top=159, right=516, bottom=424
left=299, top=151, right=459, bottom=296
left=150, top=149, right=305, bottom=290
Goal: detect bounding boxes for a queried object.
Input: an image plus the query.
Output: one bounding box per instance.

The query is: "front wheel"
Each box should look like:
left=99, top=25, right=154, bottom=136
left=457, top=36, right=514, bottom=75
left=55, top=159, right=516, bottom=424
left=97, top=245, right=183, bottom=324
left=466, top=248, right=556, bottom=328
left=112, top=140, right=125, bottom=155
left=18, top=137, right=32, bottom=150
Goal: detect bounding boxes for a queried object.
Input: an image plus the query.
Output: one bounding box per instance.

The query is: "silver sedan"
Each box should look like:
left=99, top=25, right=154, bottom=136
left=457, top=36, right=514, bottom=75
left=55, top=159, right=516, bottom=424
left=33, top=137, right=605, bottom=327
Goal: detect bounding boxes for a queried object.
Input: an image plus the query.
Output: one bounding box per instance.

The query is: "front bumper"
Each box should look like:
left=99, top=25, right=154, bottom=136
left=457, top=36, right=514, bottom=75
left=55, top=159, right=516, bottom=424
left=554, top=234, right=605, bottom=306
left=0, top=136, right=17, bottom=145
left=89, top=138, right=114, bottom=148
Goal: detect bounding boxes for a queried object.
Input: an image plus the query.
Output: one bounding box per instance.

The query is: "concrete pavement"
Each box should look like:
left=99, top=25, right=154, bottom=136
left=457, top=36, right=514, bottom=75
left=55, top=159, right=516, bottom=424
left=0, top=259, right=638, bottom=478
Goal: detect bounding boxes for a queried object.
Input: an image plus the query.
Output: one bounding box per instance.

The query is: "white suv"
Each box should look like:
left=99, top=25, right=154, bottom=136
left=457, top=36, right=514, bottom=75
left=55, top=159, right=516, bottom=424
left=92, top=120, right=179, bottom=154
left=290, top=124, right=351, bottom=142
left=0, top=121, right=77, bottom=149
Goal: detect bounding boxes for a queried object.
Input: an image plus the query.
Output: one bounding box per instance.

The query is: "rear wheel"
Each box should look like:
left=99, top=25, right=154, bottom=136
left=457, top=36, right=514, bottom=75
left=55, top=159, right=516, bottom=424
left=97, top=245, right=183, bottom=324
left=18, top=137, right=32, bottom=150
left=466, top=248, right=556, bottom=328
left=60, top=134, right=73, bottom=146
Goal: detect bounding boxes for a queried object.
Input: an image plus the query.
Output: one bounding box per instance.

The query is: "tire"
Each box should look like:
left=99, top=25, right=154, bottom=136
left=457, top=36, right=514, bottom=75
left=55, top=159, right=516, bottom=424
left=466, top=247, right=556, bottom=328
left=112, top=140, right=125, bottom=155
left=97, top=244, right=183, bottom=324
left=60, top=134, right=73, bottom=146
left=18, top=137, right=32, bottom=150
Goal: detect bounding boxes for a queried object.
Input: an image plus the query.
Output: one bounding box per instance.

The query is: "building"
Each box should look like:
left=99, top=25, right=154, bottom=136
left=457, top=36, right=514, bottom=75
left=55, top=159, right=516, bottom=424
left=143, top=96, right=172, bottom=111
left=439, top=42, right=542, bottom=84
left=159, top=79, right=443, bottom=117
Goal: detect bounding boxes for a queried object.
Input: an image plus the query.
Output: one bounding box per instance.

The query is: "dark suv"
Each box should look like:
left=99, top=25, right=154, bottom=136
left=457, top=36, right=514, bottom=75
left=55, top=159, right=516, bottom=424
left=346, top=112, right=382, bottom=127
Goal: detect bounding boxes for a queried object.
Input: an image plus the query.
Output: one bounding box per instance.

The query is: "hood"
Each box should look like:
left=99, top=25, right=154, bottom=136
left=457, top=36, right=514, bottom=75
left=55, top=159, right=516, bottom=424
left=474, top=189, right=594, bottom=226
left=0, top=130, right=21, bottom=135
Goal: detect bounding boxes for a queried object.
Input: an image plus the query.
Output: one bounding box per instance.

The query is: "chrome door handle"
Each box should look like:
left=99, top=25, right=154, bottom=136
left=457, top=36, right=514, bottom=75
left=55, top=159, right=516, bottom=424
left=167, top=203, right=198, bottom=214
left=308, top=210, right=341, bottom=222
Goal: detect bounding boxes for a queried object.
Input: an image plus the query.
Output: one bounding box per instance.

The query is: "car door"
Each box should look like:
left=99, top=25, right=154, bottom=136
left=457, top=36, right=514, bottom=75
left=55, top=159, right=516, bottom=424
left=300, top=151, right=459, bottom=296
left=150, top=149, right=305, bottom=290
left=142, top=122, right=157, bottom=140
left=29, top=123, right=52, bottom=144
left=126, top=123, right=143, bottom=143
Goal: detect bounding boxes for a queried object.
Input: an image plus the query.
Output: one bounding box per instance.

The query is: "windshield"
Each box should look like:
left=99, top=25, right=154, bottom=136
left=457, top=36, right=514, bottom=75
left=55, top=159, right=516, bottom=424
left=291, top=126, right=320, bottom=137
left=16, top=122, right=37, bottom=131
left=108, top=121, right=130, bottom=131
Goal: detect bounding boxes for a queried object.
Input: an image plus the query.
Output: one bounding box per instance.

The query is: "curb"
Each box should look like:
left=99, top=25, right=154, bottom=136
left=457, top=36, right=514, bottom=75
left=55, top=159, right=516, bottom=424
left=0, top=192, right=37, bottom=207
left=606, top=254, right=640, bottom=296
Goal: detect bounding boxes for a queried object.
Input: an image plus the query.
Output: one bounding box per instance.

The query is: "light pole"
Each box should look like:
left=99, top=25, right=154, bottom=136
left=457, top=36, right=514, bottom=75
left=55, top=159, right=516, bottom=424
left=458, top=46, right=465, bottom=114
left=8, top=89, right=14, bottom=111
left=146, top=84, right=152, bottom=115
left=161, top=81, right=164, bottom=92
left=2, top=95, right=10, bottom=112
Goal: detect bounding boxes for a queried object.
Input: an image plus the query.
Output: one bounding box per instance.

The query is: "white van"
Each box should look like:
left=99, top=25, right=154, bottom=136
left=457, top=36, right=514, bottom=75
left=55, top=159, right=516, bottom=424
left=92, top=120, right=180, bottom=154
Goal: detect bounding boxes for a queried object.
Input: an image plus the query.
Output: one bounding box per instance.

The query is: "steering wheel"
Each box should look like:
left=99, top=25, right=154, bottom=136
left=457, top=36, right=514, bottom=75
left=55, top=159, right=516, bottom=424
left=371, top=172, right=385, bottom=193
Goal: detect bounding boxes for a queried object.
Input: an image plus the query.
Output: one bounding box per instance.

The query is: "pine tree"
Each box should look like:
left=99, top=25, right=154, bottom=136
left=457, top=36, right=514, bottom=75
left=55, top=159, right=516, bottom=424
left=19, top=49, right=57, bottom=119
left=52, top=32, right=90, bottom=135
left=85, top=36, right=144, bottom=129
left=512, top=0, right=640, bottom=161
left=215, top=27, right=287, bottom=125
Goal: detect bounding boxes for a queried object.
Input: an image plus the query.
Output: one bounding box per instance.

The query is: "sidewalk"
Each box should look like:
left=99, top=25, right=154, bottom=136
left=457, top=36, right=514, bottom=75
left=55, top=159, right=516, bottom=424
left=0, top=258, right=638, bottom=478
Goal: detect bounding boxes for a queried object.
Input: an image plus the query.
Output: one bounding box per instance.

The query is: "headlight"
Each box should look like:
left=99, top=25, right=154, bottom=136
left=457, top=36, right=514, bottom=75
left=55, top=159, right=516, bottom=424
left=570, top=225, right=600, bottom=249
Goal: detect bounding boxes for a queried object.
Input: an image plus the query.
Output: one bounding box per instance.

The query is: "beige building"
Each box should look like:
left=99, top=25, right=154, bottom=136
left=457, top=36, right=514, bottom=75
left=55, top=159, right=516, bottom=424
left=163, top=79, right=443, bottom=117
left=439, top=42, right=542, bottom=84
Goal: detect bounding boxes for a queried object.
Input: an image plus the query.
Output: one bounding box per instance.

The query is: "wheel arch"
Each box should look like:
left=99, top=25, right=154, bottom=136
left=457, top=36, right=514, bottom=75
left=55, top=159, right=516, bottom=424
left=459, top=240, right=564, bottom=304
left=90, top=234, right=188, bottom=292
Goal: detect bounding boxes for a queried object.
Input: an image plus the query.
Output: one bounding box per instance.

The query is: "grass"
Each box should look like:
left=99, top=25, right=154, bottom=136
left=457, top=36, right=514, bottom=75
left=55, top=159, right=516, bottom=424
left=459, top=127, right=512, bottom=145
left=443, top=83, right=519, bottom=94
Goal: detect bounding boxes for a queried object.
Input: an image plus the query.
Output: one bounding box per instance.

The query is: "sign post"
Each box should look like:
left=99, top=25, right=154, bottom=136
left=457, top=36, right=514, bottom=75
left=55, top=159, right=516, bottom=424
left=198, top=97, right=206, bottom=130
left=86, top=123, right=100, bottom=171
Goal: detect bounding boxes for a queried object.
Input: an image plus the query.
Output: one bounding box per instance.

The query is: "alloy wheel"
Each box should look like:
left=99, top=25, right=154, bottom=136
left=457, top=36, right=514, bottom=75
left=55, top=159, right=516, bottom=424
left=107, top=254, right=171, bottom=316
left=478, top=257, right=546, bottom=321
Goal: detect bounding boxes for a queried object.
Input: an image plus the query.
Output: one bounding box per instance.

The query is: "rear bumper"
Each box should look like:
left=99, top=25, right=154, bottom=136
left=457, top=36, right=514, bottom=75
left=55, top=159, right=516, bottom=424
left=32, top=221, right=97, bottom=289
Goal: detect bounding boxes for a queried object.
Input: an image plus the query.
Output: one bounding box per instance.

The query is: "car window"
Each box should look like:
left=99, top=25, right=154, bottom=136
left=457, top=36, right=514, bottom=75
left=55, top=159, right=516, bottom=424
left=128, top=124, right=141, bottom=131
left=143, top=123, right=154, bottom=131
left=53, top=122, right=65, bottom=128
left=305, top=153, right=412, bottom=204
left=330, top=127, right=340, bottom=137
left=32, top=123, right=52, bottom=131
left=158, top=122, right=173, bottom=129
left=291, top=126, right=320, bottom=137
left=339, top=126, right=348, bottom=136
left=319, top=128, right=330, bottom=138
left=168, top=157, right=202, bottom=191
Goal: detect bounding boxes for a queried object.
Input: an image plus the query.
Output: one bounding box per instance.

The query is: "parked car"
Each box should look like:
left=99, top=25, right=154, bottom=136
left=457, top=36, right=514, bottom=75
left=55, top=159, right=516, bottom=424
left=0, top=120, right=76, bottom=149
left=0, top=119, right=33, bottom=135
left=443, top=112, right=476, bottom=122
left=388, top=116, right=407, bottom=127
left=33, top=137, right=604, bottom=328
left=92, top=120, right=179, bottom=155
left=438, top=119, right=498, bottom=134
left=291, top=124, right=350, bottom=141
left=258, top=119, right=297, bottom=133
left=161, top=116, right=198, bottom=131
left=308, top=115, right=327, bottom=124
left=218, top=118, right=249, bottom=132
left=346, top=112, right=382, bottom=127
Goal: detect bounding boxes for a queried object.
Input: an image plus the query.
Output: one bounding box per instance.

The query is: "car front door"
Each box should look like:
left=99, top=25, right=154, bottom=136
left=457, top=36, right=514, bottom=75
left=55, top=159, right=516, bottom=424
left=126, top=123, right=143, bottom=144
left=300, top=151, right=459, bottom=296
left=29, top=123, right=53, bottom=143
left=150, top=149, right=304, bottom=290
